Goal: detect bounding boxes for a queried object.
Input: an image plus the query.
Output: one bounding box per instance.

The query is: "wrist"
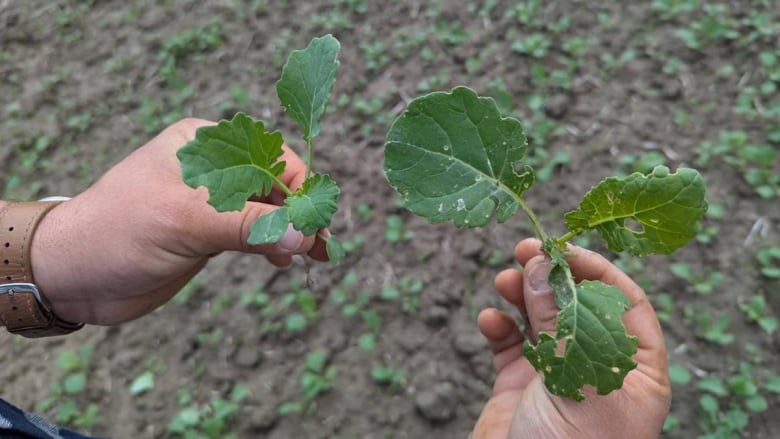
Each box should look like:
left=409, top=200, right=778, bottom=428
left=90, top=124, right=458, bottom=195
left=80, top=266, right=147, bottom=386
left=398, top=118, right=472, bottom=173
left=29, top=200, right=89, bottom=323
left=0, top=201, right=84, bottom=336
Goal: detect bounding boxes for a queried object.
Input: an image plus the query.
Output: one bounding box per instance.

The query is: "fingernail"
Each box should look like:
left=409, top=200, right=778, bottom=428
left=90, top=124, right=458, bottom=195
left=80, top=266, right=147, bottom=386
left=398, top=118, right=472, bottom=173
left=279, top=225, right=304, bottom=252
left=527, top=261, right=553, bottom=296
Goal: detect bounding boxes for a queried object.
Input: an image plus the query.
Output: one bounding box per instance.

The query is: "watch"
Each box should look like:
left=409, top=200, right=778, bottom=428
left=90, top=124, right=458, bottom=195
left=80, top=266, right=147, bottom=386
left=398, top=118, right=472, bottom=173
left=0, top=201, right=84, bottom=337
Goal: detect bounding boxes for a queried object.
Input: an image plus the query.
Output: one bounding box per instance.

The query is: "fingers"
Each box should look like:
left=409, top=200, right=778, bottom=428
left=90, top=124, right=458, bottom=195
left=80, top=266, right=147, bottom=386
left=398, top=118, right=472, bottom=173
left=192, top=197, right=316, bottom=256
left=521, top=256, right=559, bottom=342
left=494, top=255, right=559, bottom=343
left=514, top=238, right=546, bottom=265
left=477, top=308, right=540, bottom=397
left=494, top=268, right=525, bottom=315
left=276, top=145, right=309, bottom=191
left=477, top=308, right=525, bottom=372
left=265, top=253, right=293, bottom=267
left=308, top=230, right=330, bottom=262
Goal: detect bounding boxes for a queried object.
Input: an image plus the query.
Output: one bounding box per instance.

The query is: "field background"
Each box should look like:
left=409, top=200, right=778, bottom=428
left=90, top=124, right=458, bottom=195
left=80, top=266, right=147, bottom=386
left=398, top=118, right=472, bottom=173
left=1, top=1, right=779, bottom=438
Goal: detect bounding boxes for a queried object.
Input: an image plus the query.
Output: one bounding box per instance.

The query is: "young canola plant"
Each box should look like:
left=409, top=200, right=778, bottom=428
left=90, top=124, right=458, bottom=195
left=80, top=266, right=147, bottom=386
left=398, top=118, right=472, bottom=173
left=177, top=35, right=344, bottom=261
left=382, top=86, right=708, bottom=400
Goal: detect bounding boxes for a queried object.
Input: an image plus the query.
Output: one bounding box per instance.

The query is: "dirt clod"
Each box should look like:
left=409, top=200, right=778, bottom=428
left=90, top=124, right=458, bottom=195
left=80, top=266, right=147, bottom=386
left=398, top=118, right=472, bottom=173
left=415, top=382, right=458, bottom=423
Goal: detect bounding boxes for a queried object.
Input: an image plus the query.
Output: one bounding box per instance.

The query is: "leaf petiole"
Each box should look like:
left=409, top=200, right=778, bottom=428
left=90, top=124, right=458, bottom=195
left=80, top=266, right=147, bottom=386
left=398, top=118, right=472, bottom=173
left=271, top=174, right=295, bottom=197
left=512, top=192, right=550, bottom=243
left=555, top=230, right=581, bottom=246
left=305, top=138, right=314, bottom=178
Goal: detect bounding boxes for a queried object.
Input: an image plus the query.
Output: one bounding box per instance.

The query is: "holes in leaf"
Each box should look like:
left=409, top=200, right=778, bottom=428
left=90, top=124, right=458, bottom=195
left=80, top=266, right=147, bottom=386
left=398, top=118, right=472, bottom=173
left=624, top=218, right=644, bottom=234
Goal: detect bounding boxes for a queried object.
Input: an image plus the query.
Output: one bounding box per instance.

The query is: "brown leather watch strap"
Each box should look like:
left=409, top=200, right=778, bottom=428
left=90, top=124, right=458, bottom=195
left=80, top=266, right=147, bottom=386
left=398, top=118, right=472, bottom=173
left=0, top=202, right=84, bottom=337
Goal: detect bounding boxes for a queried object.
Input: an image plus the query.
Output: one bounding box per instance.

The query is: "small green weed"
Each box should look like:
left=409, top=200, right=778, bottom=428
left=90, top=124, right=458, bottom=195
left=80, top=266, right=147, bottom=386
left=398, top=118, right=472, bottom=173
left=385, top=215, right=414, bottom=243
left=684, top=305, right=734, bottom=345
left=169, top=384, right=247, bottom=439
left=739, top=295, right=778, bottom=334
left=371, top=364, right=406, bottom=389
left=36, top=345, right=100, bottom=429
left=158, top=23, right=223, bottom=90
left=757, top=246, right=780, bottom=279
left=278, top=349, right=337, bottom=416
left=696, top=363, right=772, bottom=438
left=380, top=276, right=423, bottom=314
left=670, top=262, right=723, bottom=295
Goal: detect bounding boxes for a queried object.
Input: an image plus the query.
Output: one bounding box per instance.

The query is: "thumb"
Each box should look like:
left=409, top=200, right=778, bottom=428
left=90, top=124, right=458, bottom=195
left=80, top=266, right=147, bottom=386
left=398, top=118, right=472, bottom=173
left=523, top=256, right=559, bottom=343
left=198, top=200, right=314, bottom=255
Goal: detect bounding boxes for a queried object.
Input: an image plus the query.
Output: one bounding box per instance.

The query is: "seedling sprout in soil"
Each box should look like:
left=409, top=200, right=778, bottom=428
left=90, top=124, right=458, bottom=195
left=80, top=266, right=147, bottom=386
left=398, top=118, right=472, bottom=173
left=177, top=35, right=344, bottom=262
left=383, top=86, right=708, bottom=400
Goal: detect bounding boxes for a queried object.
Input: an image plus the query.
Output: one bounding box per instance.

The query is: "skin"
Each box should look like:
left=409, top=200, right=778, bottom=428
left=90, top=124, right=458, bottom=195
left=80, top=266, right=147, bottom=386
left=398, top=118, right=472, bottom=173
left=472, top=238, right=671, bottom=439
left=7, top=118, right=328, bottom=325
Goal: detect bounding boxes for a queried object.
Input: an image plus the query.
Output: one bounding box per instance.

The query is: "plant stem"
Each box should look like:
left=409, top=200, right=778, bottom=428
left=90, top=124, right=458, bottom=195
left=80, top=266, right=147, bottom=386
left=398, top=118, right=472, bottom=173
left=305, top=138, right=314, bottom=178
left=555, top=230, right=580, bottom=246
left=514, top=195, right=549, bottom=243
left=271, top=174, right=294, bottom=197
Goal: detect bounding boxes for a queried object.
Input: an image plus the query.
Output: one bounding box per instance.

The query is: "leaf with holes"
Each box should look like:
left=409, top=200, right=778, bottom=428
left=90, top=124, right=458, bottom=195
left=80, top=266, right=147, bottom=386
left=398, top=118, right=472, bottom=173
left=523, top=257, right=638, bottom=401
left=564, top=166, right=707, bottom=256
left=384, top=86, right=534, bottom=228
left=383, top=86, right=708, bottom=401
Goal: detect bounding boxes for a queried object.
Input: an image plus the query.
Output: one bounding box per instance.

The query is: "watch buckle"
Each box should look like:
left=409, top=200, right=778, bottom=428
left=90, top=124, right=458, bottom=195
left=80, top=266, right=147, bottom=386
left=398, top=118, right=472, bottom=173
left=0, top=283, right=52, bottom=313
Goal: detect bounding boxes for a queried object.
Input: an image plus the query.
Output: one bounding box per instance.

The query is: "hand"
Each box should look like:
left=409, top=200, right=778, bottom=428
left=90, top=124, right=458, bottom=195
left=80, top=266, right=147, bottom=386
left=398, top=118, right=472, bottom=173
left=27, top=118, right=328, bottom=325
left=472, top=239, right=671, bottom=439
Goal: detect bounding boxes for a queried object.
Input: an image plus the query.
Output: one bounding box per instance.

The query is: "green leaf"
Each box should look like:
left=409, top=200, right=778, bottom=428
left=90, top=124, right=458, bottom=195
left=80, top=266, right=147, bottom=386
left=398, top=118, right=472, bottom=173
left=745, top=395, right=768, bottom=412
left=764, top=375, right=780, bottom=393
left=668, top=364, right=692, bottom=385
left=564, top=166, right=707, bottom=256
left=384, top=86, right=534, bottom=228
left=285, top=173, right=340, bottom=235
left=285, top=312, right=307, bottom=332
left=276, top=34, right=341, bottom=141
left=248, top=207, right=290, bottom=245
left=63, top=372, right=87, bottom=395
left=56, top=352, right=81, bottom=372
left=698, top=376, right=728, bottom=396
left=305, top=348, right=328, bottom=373
left=358, top=333, right=376, bottom=352
left=129, top=371, right=155, bottom=396
left=325, top=236, right=345, bottom=264
left=177, top=112, right=286, bottom=212
left=278, top=401, right=303, bottom=416
left=523, top=277, right=638, bottom=401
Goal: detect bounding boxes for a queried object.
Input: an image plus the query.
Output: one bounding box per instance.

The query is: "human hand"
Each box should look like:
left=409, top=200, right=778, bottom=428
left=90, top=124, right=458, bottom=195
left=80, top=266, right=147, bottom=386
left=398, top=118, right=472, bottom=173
left=28, top=118, right=328, bottom=325
left=472, top=238, right=671, bottom=439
